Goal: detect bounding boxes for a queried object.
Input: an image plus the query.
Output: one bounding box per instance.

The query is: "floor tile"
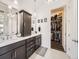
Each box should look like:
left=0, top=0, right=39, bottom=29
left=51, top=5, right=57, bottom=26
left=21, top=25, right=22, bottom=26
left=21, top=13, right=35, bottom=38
left=29, top=47, right=70, bottom=59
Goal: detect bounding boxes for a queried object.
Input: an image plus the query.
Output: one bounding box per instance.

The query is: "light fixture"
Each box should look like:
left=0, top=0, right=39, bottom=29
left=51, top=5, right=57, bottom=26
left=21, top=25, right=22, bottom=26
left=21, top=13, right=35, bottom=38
left=48, top=0, right=53, bottom=3
left=47, top=0, right=58, bottom=3
left=55, top=0, right=58, bottom=2
left=14, top=0, right=18, bottom=5
left=8, top=5, right=12, bottom=9
left=1, top=29, right=3, bottom=32
left=34, top=12, right=37, bottom=17
left=0, top=24, right=3, bottom=27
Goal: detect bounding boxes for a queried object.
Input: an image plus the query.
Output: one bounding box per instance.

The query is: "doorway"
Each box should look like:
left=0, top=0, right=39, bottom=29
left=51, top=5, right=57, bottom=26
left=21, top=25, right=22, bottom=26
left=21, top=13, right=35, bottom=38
left=51, top=7, right=64, bottom=52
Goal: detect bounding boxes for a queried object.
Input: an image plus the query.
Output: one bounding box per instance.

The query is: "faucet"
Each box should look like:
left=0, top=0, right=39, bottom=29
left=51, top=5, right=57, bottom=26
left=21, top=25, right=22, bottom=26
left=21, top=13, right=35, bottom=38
left=6, top=35, right=9, bottom=40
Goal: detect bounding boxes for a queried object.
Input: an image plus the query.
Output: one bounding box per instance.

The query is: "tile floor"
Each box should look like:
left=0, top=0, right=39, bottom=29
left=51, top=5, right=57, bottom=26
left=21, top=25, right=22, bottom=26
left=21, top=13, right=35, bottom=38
left=29, top=47, right=70, bottom=59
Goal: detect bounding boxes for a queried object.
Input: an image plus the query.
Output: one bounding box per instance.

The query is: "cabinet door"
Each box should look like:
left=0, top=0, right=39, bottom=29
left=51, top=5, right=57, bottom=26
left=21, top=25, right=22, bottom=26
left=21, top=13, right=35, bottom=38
left=0, top=52, right=11, bottom=59
left=35, top=35, right=41, bottom=49
left=15, top=45, right=26, bottom=59
left=23, top=12, right=31, bottom=36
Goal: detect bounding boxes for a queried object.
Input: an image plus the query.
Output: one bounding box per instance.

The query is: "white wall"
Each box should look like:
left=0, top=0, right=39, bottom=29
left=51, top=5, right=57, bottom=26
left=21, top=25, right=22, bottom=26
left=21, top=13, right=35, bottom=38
left=37, top=6, right=51, bottom=48
left=0, top=0, right=19, bottom=9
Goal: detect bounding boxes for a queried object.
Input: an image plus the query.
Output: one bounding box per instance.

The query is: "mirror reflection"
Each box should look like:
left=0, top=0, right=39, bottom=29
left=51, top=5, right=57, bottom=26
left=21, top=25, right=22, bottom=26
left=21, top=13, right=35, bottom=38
left=0, top=9, right=8, bottom=36
left=0, top=2, right=18, bottom=42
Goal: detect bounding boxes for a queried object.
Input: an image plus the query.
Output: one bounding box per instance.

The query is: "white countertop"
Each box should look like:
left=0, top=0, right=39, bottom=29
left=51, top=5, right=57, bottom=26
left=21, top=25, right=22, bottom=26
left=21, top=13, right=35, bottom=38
left=0, top=33, right=41, bottom=48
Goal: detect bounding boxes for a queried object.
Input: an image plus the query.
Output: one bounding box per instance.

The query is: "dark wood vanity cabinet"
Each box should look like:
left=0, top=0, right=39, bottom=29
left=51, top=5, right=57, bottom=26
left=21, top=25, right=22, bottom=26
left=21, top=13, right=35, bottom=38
left=0, top=45, right=26, bottom=59
left=0, top=40, right=26, bottom=59
left=25, top=37, right=36, bottom=58
left=0, top=35, right=41, bottom=59
left=35, top=35, right=41, bottom=50
left=11, top=45, right=26, bottom=59
left=25, top=35, right=41, bottom=58
left=0, top=51, right=12, bottom=59
left=20, top=10, right=32, bottom=37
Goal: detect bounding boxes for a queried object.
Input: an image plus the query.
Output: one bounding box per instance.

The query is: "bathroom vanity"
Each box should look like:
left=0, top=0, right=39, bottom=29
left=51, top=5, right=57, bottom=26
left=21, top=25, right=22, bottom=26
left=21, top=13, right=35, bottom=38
left=0, top=34, right=41, bottom=59
left=0, top=2, right=41, bottom=59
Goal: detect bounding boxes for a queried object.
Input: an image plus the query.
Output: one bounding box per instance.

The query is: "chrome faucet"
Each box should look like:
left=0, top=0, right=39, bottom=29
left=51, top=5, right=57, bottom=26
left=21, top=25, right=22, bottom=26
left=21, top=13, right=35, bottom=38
left=6, top=35, right=9, bottom=40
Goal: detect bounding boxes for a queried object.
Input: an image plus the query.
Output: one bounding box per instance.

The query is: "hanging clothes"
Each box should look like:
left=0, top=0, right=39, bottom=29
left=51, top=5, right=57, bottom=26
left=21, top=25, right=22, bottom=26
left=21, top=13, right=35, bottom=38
left=55, top=31, right=61, bottom=42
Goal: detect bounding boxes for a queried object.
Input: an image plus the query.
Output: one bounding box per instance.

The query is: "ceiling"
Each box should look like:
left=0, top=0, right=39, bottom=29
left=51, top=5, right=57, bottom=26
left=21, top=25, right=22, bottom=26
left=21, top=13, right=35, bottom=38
left=0, top=0, right=69, bottom=14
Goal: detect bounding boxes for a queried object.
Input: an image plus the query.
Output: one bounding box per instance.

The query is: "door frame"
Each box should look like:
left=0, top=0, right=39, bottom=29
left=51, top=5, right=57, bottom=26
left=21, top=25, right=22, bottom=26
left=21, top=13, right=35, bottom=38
left=50, top=6, right=67, bottom=52
left=63, top=5, right=67, bottom=52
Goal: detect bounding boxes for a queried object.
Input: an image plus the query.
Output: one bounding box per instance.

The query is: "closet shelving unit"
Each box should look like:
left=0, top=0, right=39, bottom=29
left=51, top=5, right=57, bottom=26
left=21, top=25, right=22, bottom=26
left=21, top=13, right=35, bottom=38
left=51, top=14, right=62, bottom=43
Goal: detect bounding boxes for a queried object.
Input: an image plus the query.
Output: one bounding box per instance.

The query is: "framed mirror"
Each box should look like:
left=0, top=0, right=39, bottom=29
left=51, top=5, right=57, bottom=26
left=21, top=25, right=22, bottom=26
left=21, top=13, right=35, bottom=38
left=0, top=1, right=19, bottom=42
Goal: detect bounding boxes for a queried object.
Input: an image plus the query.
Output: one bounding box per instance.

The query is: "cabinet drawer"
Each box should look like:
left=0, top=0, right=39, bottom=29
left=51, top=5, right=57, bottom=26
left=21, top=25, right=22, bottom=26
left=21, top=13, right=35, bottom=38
left=27, top=44, right=35, bottom=51
left=26, top=37, right=35, bottom=43
left=26, top=47, right=35, bottom=58
left=26, top=41, right=35, bottom=47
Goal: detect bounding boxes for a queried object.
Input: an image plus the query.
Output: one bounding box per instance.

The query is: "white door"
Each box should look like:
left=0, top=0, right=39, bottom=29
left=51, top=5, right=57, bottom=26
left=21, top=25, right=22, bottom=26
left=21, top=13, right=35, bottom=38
left=66, top=0, right=78, bottom=59
left=70, top=0, right=78, bottom=59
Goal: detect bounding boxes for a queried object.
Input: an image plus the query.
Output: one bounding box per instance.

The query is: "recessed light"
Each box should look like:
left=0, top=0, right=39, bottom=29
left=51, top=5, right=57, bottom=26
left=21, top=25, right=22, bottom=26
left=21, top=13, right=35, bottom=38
left=48, top=0, right=53, bottom=3
left=47, top=0, right=58, bottom=3
left=55, top=0, right=58, bottom=1
left=14, top=0, right=18, bottom=5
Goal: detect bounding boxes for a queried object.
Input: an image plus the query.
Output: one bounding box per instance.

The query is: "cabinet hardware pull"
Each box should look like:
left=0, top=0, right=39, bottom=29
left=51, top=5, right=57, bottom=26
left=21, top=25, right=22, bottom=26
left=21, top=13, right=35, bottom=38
left=15, top=51, right=16, bottom=58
